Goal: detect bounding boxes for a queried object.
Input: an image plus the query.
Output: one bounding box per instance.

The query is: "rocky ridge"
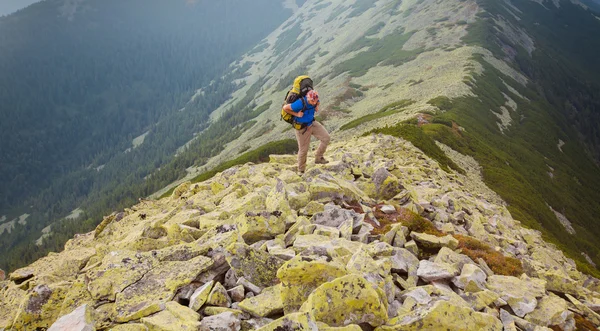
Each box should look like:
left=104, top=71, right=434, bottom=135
left=2, top=134, right=600, bottom=330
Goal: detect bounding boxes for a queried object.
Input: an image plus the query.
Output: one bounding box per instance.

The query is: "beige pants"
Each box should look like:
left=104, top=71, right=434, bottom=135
left=294, top=121, right=330, bottom=172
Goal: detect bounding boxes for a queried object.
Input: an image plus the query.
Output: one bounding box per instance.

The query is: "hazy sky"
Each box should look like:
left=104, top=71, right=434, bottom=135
left=0, top=0, right=40, bottom=17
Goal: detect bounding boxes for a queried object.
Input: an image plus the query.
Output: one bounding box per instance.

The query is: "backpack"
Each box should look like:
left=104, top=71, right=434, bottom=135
left=281, top=75, right=313, bottom=125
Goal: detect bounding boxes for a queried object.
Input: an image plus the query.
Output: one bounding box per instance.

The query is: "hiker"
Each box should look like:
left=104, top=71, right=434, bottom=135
left=282, top=89, right=330, bottom=174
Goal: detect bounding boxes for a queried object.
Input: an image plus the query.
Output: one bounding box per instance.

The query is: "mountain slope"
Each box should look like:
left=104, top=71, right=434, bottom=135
left=150, top=0, right=600, bottom=273
left=1, top=135, right=599, bottom=329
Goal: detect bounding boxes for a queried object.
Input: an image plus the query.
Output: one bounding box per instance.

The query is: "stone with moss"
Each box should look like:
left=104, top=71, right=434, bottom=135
left=226, top=243, right=285, bottom=289
left=256, top=311, right=318, bottom=330
left=190, top=281, right=214, bottom=311
left=141, top=302, right=201, bottom=331
left=113, top=255, right=213, bottom=323
left=109, top=323, right=148, bottom=331
left=276, top=256, right=347, bottom=314
left=234, top=212, right=285, bottom=245
left=525, top=293, right=574, bottom=329
left=238, top=284, right=283, bottom=317
left=300, top=274, right=388, bottom=327
left=206, top=282, right=231, bottom=308
left=410, top=232, right=458, bottom=250
left=381, top=300, right=502, bottom=330
left=317, top=322, right=363, bottom=330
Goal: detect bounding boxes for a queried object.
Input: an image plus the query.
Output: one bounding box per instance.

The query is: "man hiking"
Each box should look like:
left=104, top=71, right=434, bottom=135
left=282, top=89, right=330, bottom=174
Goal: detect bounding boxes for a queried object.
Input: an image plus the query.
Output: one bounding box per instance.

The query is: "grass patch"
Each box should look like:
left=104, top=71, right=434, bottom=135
left=455, top=234, right=524, bottom=276
left=339, top=100, right=415, bottom=131
left=332, top=30, right=422, bottom=77
left=347, top=0, right=376, bottom=18
left=160, top=139, right=298, bottom=198
left=364, top=123, right=464, bottom=174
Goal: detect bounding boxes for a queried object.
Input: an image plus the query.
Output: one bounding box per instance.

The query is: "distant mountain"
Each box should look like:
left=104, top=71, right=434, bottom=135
left=0, top=0, right=292, bottom=271
left=0, top=0, right=39, bottom=16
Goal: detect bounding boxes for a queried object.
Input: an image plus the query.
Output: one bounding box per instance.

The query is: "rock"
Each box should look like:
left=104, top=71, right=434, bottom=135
left=380, top=301, right=502, bottom=330
left=317, top=323, right=363, bottom=330
left=238, top=285, right=283, bottom=317
left=486, top=275, right=545, bottom=317
left=461, top=290, right=499, bottom=311
left=283, top=217, right=310, bottom=246
left=265, top=179, right=293, bottom=217
left=47, top=304, right=95, bottom=331
left=141, top=302, right=201, bottom=331
left=206, top=282, right=231, bottom=308
left=299, top=201, right=325, bottom=216
left=539, top=270, right=580, bottom=296
left=525, top=294, right=574, bottom=330
left=363, top=168, right=405, bottom=200
left=401, top=287, right=432, bottom=305
left=114, top=254, right=213, bottom=323
left=199, top=311, right=242, bottom=331
left=0, top=269, right=5, bottom=281
left=452, top=263, right=487, bottom=292
left=565, top=293, right=600, bottom=325
left=417, top=260, right=459, bottom=282
left=235, top=212, right=285, bottom=245
left=410, top=232, right=459, bottom=250
left=109, top=324, right=148, bottom=331
left=404, top=240, right=419, bottom=257
left=434, top=247, right=475, bottom=270
left=190, top=281, right=214, bottom=311
left=276, top=256, right=347, bottom=313
left=499, top=309, right=518, bottom=331
left=237, top=277, right=262, bottom=295
left=203, top=307, right=247, bottom=318
left=257, top=312, right=318, bottom=330
left=227, top=285, right=245, bottom=303
left=225, top=243, right=285, bottom=289
left=11, top=283, right=70, bottom=330
left=381, top=205, right=396, bottom=214
left=300, top=274, right=388, bottom=327
left=311, top=204, right=364, bottom=232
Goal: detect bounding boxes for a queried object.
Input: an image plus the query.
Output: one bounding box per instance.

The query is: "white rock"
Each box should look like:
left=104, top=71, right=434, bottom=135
left=48, top=304, right=95, bottom=331
left=417, top=260, right=459, bottom=282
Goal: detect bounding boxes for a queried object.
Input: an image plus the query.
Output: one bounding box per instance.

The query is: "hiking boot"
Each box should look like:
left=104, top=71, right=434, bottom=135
left=315, top=157, right=329, bottom=164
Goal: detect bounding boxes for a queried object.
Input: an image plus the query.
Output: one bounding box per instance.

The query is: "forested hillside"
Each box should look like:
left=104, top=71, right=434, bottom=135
left=0, top=0, right=292, bottom=271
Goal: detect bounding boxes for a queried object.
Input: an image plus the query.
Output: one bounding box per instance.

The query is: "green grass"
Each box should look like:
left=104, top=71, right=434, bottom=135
left=339, top=100, right=415, bottom=131
left=332, top=30, right=423, bottom=77
left=160, top=139, right=298, bottom=198
left=364, top=123, right=464, bottom=174
left=421, top=58, right=600, bottom=275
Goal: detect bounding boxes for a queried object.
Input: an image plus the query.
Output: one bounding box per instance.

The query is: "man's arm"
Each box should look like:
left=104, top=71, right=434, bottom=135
left=283, top=103, right=304, bottom=118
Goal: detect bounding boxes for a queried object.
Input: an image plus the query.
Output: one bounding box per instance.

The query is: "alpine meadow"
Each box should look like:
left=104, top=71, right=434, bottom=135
left=1, top=0, right=600, bottom=329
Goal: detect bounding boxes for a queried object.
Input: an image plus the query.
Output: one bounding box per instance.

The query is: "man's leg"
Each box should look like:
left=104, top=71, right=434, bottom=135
left=311, top=121, right=330, bottom=161
left=295, top=127, right=312, bottom=172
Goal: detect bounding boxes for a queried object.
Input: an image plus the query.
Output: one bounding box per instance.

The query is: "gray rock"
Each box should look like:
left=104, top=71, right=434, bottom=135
left=48, top=304, right=94, bottom=331
left=401, top=287, right=432, bottom=305
left=311, top=204, right=364, bottom=232
left=417, top=260, right=459, bottom=282
left=452, top=263, right=487, bottom=292
left=199, top=312, right=241, bottom=331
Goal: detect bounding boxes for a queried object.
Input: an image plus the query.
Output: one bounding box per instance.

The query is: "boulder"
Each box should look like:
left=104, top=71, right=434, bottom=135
left=311, top=204, right=364, bottom=232
left=300, top=274, right=388, bottom=327
left=238, top=285, right=283, bottom=317
left=47, top=304, right=95, bottom=331
left=227, top=285, right=245, bottom=303
left=225, top=243, right=285, bottom=289
left=265, top=179, right=293, bottom=217
left=141, top=302, right=201, bottom=331
left=199, top=311, right=242, bottom=331
left=434, top=247, right=475, bottom=270
left=276, top=256, right=347, bottom=313
left=452, top=263, right=487, bottom=292
left=525, top=294, right=574, bottom=330
left=234, top=212, right=285, bottom=245
left=410, top=232, right=458, bottom=250
left=362, top=168, right=405, bottom=200
left=113, top=255, right=213, bottom=322
left=486, top=275, right=545, bottom=317
left=380, top=301, right=502, bottom=330
left=189, top=281, right=214, bottom=311
left=10, top=283, right=70, bottom=330
left=417, top=260, right=459, bottom=282
left=257, top=312, right=318, bottom=330
left=206, top=282, right=231, bottom=308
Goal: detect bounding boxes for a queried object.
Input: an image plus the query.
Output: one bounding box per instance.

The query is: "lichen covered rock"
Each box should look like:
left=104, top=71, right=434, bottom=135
left=301, top=274, right=388, bottom=327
